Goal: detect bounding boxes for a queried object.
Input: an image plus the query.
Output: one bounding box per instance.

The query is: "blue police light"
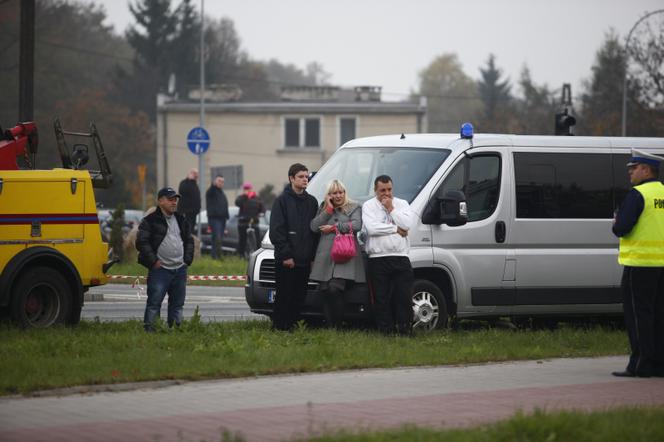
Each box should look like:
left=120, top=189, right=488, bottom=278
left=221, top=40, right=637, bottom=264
left=460, top=122, right=474, bottom=139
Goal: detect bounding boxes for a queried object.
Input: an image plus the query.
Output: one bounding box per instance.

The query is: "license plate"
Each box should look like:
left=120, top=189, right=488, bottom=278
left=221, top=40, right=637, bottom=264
left=267, top=289, right=276, bottom=303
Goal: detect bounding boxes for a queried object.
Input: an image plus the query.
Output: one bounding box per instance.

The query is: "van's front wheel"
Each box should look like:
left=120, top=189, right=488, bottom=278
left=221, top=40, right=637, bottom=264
left=411, top=279, right=448, bottom=331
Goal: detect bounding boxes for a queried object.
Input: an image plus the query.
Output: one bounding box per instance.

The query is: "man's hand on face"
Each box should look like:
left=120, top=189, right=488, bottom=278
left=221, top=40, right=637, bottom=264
left=380, top=195, right=394, bottom=212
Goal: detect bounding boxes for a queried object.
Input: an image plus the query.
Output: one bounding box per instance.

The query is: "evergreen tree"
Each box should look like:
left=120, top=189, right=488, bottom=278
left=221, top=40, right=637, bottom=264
left=516, top=66, right=557, bottom=135
left=476, top=54, right=514, bottom=132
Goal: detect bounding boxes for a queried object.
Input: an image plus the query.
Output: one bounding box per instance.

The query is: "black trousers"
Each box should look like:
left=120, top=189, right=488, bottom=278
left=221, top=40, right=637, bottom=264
left=273, top=264, right=310, bottom=331
left=184, top=211, right=198, bottom=232
left=368, top=256, right=414, bottom=334
left=621, top=266, right=664, bottom=375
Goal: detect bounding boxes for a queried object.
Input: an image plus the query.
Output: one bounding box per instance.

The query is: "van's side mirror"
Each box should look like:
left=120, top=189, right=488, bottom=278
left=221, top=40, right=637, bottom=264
left=422, top=190, right=468, bottom=226
left=440, top=190, right=468, bottom=226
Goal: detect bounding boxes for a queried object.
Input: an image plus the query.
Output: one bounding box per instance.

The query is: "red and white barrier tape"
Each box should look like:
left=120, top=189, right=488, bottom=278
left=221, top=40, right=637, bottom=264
left=107, top=274, right=247, bottom=281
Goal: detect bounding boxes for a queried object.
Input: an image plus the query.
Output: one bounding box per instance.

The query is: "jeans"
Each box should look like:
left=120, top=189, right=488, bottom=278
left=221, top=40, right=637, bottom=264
left=209, top=217, right=226, bottom=259
left=144, top=265, right=187, bottom=331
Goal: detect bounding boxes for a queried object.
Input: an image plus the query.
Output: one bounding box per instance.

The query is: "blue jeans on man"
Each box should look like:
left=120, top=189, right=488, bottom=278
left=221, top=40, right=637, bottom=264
left=144, top=265, right=187, bottom=331
left=209, top=217, right=226, bottom=259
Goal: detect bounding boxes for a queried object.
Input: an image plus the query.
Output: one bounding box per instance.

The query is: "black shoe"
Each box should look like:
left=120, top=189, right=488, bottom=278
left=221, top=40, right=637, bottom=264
left=612, top=370, right=636, bottom=377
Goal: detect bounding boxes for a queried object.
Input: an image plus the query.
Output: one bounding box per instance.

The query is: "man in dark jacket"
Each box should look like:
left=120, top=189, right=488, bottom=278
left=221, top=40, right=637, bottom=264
left=178, top=168, right=201, bottom=231
left=235, top=182, right=265, bottom=256
left=269, top=163, right=319, bottom=331
left=136, top=187, right=195, bottom=332
left=206, top=175, right=230, bottom=259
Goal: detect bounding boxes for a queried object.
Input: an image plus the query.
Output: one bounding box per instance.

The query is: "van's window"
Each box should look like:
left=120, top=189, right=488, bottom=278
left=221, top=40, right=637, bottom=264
left=437, top=154, right=501, bottom=222
left=307, top=147, right=450, bottom=203
left=514, top=152, right=613, bottom=218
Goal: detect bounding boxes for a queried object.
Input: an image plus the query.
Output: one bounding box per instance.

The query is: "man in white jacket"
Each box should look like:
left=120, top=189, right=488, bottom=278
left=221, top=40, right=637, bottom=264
left=362, top=175, right=416, bottom=335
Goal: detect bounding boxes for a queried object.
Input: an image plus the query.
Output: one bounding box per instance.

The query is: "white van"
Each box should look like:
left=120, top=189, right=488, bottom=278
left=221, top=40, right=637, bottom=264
left=245, top=127, right=664, bottom=330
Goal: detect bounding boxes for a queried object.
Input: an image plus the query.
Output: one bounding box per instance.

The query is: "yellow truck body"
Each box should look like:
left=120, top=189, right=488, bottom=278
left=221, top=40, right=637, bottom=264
left=0, top=168, right=109, bottom=327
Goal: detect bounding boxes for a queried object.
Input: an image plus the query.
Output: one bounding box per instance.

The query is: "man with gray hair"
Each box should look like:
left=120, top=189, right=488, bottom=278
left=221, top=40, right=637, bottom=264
left=136, top=187, right=195, bottom=332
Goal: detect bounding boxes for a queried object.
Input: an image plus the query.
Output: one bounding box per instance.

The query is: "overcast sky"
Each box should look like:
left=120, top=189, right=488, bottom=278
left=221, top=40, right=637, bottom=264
left=91, top=0, right=663, bottom=102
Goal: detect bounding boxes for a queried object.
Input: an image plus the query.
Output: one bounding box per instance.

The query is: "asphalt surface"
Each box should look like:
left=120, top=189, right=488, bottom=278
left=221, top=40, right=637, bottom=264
left=1, top=356, right=662, bottom=441
left=82, top=284, right=261, bottom=322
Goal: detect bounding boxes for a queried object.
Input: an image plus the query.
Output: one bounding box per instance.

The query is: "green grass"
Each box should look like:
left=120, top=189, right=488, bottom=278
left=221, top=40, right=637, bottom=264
left=299, top=407, right=664, bottom=442
left=0, top=318, right=628, bottom=395
left=108, top=255, right=248, bottom=286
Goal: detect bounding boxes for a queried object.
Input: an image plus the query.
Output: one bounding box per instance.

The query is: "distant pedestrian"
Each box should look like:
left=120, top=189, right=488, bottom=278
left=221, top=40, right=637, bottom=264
left=362, top=175, right=416, bottom=335
left=612, top=149, right=664, bottom=378
left=235, top=182, right=265, bottom=256
left=310, top=179, right=365, bottom=327
left=206, top=175, right=230, bottom=259
left=136, top=187, right=195, bottom=332
left=178, top=168, right=201, bottom=231
left=269, top=164, right=319, bottom=331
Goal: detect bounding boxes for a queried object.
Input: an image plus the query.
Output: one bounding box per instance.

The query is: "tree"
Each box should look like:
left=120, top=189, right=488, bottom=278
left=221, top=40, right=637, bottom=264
left=628, top=13, right=664, bottom=108
left=416, top=53, right=481, bottom=132
left=170, top=0, right=199, bottom=98
left=514, top=66, right=557, bottom=135
left=476, top=54, right=515, bottom=132
left=118, top=0, right=177, bottom=119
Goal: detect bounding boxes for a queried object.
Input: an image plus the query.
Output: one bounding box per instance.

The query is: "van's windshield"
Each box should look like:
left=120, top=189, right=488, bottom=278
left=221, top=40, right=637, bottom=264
left=307, top=147, right=451, bottom=203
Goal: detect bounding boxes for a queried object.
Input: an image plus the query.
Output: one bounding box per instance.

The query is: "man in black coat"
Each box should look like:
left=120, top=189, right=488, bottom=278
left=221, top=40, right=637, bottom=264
left=136, top=187, right=195, bottom=332
left=178, top=168, right=201, bottom=231
left=206, top=175, right=230, bottom=259
left=269, top=163, right=319, bottom=331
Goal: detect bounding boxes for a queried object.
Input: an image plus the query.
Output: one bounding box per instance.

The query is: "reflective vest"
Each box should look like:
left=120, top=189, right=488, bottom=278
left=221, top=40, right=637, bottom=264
left=618, top=181, right=664, bottom=267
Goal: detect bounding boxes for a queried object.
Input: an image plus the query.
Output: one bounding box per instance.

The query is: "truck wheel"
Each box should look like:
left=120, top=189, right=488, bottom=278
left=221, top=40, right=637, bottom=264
left=11, top=267, right=72, bottom=328
left=412, top=279, right=448, bottom=331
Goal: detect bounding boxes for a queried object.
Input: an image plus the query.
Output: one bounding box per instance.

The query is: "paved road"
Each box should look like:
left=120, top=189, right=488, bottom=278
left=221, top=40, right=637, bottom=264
left=82, top=284, right=262, bottom=322
left=1, top=357, right=662, bottom=441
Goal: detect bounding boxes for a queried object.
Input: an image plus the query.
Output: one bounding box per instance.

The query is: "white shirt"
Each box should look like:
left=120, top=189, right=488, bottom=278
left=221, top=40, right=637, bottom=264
left=362, top=196, right=415, bottom=258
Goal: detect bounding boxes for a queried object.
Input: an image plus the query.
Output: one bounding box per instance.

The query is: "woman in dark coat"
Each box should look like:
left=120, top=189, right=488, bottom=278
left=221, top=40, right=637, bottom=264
left=310, top=180, right=365, bottom=327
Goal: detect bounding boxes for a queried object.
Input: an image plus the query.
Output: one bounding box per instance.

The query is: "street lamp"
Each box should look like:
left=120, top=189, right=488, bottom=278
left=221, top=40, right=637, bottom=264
left=621, top=9, right=664, bottom=137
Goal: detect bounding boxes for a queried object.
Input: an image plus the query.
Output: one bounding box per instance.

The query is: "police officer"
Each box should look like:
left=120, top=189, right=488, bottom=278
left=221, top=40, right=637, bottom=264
left=612, top=149, right=664, bottom=377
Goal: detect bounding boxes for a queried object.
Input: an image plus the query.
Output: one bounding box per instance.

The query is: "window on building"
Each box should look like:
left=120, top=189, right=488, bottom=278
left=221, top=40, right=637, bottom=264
left=340, top=118, right=356, bottom=145
left=305, top=119, right=320, bottom=147
left=285, top=118, right=300, bottom=147
left=284, top=117, right=321, bottom=148
left=514, top=152, right=613, bottom=219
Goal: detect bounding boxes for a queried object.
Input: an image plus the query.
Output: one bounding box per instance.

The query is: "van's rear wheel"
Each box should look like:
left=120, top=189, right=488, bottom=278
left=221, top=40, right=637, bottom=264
left=11, top=267, right=72, bottom=328
left=412, top=279, right=448, bottom=331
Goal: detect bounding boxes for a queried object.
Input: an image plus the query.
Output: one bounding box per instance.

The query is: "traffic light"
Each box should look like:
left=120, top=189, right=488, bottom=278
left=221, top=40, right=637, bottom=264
left=555, top=108, right=576, bottom=136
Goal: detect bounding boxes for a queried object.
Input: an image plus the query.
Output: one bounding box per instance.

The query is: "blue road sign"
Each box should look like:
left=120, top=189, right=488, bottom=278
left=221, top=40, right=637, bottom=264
left=186, top=127, right=210, bottom=155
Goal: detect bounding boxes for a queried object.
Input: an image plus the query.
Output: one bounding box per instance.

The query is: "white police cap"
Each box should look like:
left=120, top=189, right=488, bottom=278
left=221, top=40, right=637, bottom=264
left=626, top=149, right=663, bottom=167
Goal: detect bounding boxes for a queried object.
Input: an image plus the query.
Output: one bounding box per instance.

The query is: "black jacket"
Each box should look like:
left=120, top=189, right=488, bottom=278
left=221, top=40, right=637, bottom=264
left=178, top=178, right=201, bottom=214
left=136, top=209, right=195, bottom=269
left=236, top=194, right=265, bottom=224
left=269, top=185, right=319, bottom=266
left=206, top=185, right=229, bottom=219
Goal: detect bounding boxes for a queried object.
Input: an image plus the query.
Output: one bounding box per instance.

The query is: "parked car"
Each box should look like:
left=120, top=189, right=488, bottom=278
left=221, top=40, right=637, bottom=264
left=197, top=207, right=270, bottom=255
left=98, top=208, right=145, bottom=241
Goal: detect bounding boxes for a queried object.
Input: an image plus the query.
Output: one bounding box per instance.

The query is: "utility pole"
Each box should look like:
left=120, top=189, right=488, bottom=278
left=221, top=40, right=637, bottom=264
left=18, top=0, right=35, bottom=122
left=197, top=0, right=205, bottom=238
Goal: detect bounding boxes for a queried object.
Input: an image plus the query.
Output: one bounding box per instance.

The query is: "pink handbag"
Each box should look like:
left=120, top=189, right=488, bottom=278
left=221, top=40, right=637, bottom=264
left=330, top=222, right=357, bottom=264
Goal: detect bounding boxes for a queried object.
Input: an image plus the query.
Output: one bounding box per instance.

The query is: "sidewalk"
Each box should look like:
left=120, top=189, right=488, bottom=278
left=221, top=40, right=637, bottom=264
left=1, top=356, right=663, bottom=441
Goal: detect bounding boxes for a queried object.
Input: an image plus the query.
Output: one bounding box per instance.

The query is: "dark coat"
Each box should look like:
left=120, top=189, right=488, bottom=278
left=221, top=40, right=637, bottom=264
left=206, top=185, right=229, bottom=219
left=236, top=193, right=265, bottom=224
left=178, top=178, right=201, bottom=214
left=136, top=209, right=195, bottom=269
left=269, top=185, right=319, bottom=266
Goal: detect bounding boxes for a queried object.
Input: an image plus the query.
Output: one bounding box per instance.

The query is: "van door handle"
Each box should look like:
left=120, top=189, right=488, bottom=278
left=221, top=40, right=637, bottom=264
left=495, top=221, right=506, bottom=243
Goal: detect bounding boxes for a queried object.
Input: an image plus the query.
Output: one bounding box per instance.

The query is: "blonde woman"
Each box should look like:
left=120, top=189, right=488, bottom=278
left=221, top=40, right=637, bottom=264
left=310, top=180, right=365, bottom=327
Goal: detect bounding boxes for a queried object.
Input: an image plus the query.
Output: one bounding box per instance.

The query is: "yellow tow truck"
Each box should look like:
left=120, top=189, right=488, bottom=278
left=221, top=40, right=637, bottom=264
left=0, top=119, right=115, bottom=327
